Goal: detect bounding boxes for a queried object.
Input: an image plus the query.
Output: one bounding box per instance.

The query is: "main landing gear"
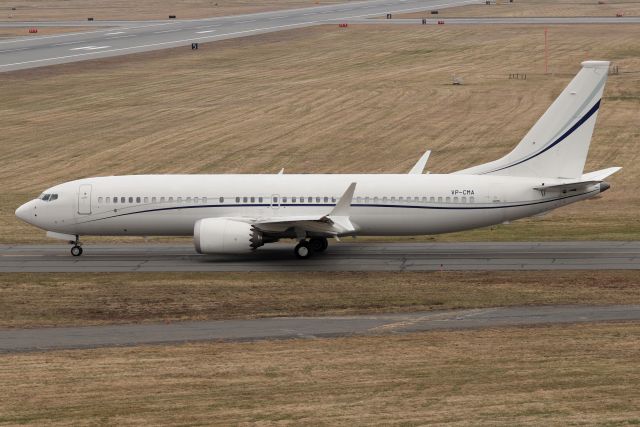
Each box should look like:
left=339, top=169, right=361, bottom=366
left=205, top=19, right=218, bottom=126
left=294, top=237, right=328, bottom=259
left=69, top=235, right=83, bottom=257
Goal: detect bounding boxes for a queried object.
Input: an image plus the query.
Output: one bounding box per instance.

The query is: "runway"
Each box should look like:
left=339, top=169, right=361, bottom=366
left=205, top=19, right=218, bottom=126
left=1, top=241, right=638, bottom=272
left=0, top=0, right=479, bottom=72
left=1, top=304, right=638, bottom=353
left=4, top=0, right=639, bottom=72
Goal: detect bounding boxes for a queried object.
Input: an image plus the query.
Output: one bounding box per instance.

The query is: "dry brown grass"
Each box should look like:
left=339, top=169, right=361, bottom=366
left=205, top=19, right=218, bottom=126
left=0, top=322, right=638, bottom=425
left=1, top=23, right=639, bottom=243
left=1, top=271, right=638, bottom=328
left=396, top=0, right=640, bottom=18
left=0, top=26, right=94, bottom=39
left=1, top=0, right=349, bottom=21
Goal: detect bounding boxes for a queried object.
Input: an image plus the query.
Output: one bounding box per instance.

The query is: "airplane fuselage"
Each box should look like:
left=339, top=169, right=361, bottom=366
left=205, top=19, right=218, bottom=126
left=16, top=173, right=603, bottom=238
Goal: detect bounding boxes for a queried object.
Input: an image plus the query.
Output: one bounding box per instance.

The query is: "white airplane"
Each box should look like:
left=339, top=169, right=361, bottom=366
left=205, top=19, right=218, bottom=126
left=16, top=61, right=621, bottom=259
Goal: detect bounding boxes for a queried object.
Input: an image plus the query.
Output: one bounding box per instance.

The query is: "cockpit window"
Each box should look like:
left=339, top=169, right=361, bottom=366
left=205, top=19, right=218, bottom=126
left=39, top=193, right=58, bottom=202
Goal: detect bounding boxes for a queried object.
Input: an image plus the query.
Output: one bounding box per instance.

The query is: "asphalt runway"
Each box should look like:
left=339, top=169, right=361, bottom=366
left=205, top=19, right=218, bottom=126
left=1, top=241, right=638, bottom=272
left=2, top=305, right=638, bottom=353
left=0, top=0, right=479, bottom=72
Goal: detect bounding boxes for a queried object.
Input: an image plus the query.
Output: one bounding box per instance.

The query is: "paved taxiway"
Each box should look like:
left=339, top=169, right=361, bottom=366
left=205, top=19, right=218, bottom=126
left=1, top=305, right=638, bottom=353
left=0, top=0, right=479, bottom=72
left=1, top=241, right=638, bottom=272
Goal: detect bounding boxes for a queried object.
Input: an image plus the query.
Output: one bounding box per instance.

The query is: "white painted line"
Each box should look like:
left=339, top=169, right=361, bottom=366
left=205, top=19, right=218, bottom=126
left=69, top=45, right=111, bottom=51
left=154, top=29, right=181, bottom=34
left=196, top=30, right=217, bottom=34
left=106, top=34, right=136, bottom=39
left=105, top=31, right=125, bottom=35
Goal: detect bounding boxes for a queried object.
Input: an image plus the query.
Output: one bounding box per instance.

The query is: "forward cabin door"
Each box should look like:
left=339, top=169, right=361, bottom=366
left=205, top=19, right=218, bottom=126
left=78, top=184, right=92, bottom=215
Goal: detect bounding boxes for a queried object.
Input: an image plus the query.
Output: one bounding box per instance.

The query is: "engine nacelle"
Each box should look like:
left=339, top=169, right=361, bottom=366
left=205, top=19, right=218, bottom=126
left=194, top=218, right=263, bottom=254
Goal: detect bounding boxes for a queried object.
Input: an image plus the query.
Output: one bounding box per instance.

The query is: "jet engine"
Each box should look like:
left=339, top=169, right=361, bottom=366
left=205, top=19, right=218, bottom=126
left=194, top=218, right=263, bottom=254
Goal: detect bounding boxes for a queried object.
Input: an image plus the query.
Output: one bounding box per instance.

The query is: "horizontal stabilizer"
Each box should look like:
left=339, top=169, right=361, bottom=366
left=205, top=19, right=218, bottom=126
left=581, top=166, right=621, bottom=181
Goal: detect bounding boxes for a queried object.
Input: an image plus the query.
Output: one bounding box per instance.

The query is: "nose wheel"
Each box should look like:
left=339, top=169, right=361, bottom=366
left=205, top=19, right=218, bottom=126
left=70, top=245, right=83, bottom=257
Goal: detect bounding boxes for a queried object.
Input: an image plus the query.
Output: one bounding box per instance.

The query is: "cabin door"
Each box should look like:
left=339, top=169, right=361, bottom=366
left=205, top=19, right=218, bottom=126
left=78, top=184, right=92, bottom=215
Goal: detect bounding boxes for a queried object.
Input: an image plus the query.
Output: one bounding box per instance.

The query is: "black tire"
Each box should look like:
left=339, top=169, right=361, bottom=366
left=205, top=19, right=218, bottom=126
left=294, top=241, right=313, bottom=259
left=309, top=237, right=328, bottom=252
left=71, top=245, right=82, bottom=257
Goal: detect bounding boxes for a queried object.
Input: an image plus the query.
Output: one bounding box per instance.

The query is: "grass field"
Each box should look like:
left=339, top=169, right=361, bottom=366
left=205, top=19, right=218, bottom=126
left=0, top=26, right=95, bottom=39
left=1, top=271, right=638, bottom=328
left=395, top=0, right=640, bottom=19
left=2, top=23, right=639, bottom=244
left=1, top=322, right=638, bottom=425
left=1, top=0, right=348, bottom=21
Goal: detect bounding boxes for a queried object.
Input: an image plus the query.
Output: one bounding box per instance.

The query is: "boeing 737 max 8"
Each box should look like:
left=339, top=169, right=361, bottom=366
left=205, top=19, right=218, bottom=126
left=15, top=61, right=621, bottom=258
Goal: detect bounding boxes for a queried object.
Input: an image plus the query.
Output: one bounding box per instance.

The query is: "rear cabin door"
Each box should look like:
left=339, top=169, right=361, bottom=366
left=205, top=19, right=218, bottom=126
left=78, top=184, right=92, bottom=215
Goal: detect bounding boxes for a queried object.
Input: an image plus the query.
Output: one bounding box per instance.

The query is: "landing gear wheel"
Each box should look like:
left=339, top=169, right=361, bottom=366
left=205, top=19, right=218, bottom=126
left=309, top=237, right=328, bottom=252
left=294, top=241, right=313, bottom=259
left=71, top=245, right=83, bottom=257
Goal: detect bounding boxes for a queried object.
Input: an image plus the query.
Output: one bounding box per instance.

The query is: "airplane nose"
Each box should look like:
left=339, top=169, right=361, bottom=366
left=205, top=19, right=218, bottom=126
left=15, top=201, right=34, bottom=223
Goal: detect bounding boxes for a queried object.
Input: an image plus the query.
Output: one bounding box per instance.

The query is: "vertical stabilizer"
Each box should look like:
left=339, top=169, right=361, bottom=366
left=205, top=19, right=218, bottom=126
left=455, top=61, right=609, bottom=179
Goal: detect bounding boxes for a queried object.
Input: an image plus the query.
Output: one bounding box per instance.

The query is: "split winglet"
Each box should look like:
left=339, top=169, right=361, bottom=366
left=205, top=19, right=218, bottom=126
left=408, top=150, right=431, bottom=174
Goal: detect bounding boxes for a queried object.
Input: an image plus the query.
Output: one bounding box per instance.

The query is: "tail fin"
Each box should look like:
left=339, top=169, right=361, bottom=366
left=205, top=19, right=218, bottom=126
left=455, top=61, right=609, bottom=179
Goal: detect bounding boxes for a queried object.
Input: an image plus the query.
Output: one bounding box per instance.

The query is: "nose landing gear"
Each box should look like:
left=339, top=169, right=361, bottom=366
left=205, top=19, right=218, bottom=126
left=69, top=235, right=83, bottom=257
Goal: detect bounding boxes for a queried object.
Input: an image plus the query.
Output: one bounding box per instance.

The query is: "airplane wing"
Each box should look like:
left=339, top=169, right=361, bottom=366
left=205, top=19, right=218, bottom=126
left=246, top=182, right=358, bottom=236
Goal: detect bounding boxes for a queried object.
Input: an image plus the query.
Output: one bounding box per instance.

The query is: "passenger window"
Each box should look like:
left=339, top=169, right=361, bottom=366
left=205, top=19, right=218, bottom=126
left=144, top=197, right=149, bottom=203
left=168, top=197, right=174, bottom=202
left=113, top=196, right=118, bottom=203
left=430, top=197, right=435, bottom=202
left=98, top=197, right=103, bottom=203
left=121, top=197, right=126, bottom=203
left=128, top=197, right=133, bottom=203
left=106, top=197, right=111, bottom=204
left=243, top=197, right=248, bottom=203
left=160, top=197, right=165, bottom=202
left=316, top=197, right=320, bottom=203
left=186, top=197, right=192, bottom=203
left=390, top=197, right=396, bottom=202
left=177, top=197, right=183, bottom=203
left=193, top=197, right=198, bottom=204
left=446, top=197, right=451, bottom=203
left=356, top=197, right=362, bottom=203
left=373, top=197, right=379, bottom=203
left=332, top=197, right=336, bottom=203
left=422, top=197, right=427, bottom=202
left=453, top=197, right=459, bottom=203
left=308, top=197, right=312, bottom=203
left=364, top=197, right=370, bottom=203
left=470, top=196, right=475, bottom=203
left=399, top=197, right=404, bottom=202
left=250, top=197, right=255, bottom=203
left=324, top=197, right=329, bottom=203
left=235, top=197, right=240, bottom=203
left=258, top=197, right=263, bottom=203
left=461, top=197, right=466, bottom=203
left=283, top=197, right=287, bottom=203
left=136, top=197, right=141, bottom=203
left=437, top=197, right=442, bottom=203
left=42, top=194, right=50, bottom=201
left=292, top=197, right=297, bottom=203
left=273, top=196, right=278, bottom=203
left=219, top=197, right=224, bottom=203
left=152, top=197, right=156, bottom=203
left=202, top=197, right=207, bottom=203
